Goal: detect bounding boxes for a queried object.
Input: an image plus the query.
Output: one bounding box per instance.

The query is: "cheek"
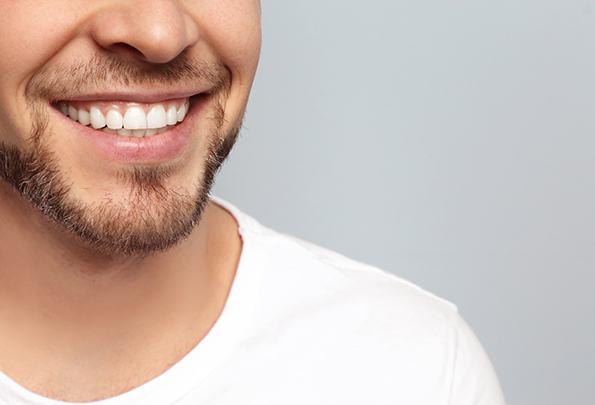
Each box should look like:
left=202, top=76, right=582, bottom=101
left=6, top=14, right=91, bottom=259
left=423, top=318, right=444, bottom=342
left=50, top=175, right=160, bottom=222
left=0, top=3, right=79, bottom=85
left=194, top=1, right=262, bottom=86
left=0, top=2, right=80, bottom=142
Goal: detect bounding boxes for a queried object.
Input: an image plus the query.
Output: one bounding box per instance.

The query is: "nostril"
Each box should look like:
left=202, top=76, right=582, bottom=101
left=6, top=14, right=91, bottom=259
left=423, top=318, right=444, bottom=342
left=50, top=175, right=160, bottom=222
left=108, top=42, right=146, bottom=60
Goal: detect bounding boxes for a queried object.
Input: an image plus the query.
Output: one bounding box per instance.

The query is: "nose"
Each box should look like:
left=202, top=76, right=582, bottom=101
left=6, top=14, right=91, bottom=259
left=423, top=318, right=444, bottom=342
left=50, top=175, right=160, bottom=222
left=87, top=0, right=200, bottom=64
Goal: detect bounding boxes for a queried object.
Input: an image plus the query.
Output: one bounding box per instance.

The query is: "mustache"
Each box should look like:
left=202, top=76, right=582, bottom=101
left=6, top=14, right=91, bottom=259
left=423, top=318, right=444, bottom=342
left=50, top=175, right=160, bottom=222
left=25, top=51, right=231, bottom=102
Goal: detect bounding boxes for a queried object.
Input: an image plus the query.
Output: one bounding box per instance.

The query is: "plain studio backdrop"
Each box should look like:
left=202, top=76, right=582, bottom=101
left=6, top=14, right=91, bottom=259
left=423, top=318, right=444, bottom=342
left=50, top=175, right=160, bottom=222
left=213, top=1, right=595, bottom=404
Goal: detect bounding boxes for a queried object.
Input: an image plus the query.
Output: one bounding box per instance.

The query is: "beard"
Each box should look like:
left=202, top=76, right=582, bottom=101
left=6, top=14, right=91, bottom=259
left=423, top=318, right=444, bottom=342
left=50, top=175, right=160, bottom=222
left=0, top=53, right=240, bottom=257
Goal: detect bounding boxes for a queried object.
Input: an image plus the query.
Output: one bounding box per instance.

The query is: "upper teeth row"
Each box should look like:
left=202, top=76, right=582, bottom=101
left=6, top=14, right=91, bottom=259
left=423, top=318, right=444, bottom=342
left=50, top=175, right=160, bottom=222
left=59, top=102, right=189, bottom=131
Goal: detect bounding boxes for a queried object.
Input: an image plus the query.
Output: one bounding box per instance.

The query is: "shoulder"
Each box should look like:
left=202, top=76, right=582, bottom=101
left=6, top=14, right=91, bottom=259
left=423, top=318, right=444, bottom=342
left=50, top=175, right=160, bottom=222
left=214, top=194, right=461, bottom=339
left=214, top=196, right=506, bottom=403
left=254, top=227, right=505, bottom=404
left=248, top=219, right=459, bottom=341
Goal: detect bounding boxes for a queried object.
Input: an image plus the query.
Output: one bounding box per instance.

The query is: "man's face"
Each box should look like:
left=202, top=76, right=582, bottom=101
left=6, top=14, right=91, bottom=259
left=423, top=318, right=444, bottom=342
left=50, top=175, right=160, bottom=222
left=0, top=1, right=261, bottom=255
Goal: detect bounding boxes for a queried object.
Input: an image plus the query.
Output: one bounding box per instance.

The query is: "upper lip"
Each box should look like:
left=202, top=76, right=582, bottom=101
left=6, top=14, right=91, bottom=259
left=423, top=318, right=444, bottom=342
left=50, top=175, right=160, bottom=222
left=53, top=88, right=210, bottom=104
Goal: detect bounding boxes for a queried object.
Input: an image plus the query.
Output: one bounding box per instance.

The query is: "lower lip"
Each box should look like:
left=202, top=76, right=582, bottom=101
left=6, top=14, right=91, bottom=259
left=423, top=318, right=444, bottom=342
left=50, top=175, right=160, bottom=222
left=54, top=95, right=208, bottom=164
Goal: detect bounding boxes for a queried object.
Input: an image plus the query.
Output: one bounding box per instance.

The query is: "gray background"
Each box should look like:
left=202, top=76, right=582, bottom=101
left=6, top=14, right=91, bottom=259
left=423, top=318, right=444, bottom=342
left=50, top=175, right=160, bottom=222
left=213, top=1, right=595, bottom=404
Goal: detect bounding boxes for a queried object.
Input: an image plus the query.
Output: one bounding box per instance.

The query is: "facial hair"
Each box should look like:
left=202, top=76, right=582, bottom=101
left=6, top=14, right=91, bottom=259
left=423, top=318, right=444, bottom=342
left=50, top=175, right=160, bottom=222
left=0, top=52, right=240, bottom=256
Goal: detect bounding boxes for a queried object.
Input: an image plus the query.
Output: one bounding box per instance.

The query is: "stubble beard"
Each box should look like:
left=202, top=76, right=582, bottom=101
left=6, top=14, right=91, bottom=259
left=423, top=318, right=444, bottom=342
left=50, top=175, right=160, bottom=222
left=0, top=55, right=241, bottom=257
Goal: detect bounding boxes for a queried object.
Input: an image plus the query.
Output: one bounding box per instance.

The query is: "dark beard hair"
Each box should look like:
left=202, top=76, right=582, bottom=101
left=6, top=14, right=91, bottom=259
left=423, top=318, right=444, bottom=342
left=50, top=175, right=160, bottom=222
left=0, top=53, right=240, bottom=257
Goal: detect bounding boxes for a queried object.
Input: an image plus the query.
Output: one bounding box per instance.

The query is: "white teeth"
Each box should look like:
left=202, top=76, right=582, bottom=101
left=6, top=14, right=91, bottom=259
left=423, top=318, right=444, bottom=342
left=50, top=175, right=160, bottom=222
left=177, top=103, right=187, bottom=122
left=123, top=106, right=147, bottom=130
left=78, top=109, right=90, bottom=126
left=63, top=99, right=189, bottom=137
left=146, top=105, right=167, bottom=129
left=90, top=107, right=106, bottom=129
left=166, top=105, right=177, bottom=125
left=106, top=110, right=123, bottom=130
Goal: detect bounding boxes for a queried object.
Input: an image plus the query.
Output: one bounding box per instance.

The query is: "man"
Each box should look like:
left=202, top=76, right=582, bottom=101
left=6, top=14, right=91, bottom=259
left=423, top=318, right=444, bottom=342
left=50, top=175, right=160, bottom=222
left=0, top=1, right=506, bottom=404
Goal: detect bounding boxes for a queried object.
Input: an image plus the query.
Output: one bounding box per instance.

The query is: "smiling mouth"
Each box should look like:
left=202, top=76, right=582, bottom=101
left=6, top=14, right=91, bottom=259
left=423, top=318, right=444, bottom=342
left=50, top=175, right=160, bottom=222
left=52, top=94, right=206, bottom=138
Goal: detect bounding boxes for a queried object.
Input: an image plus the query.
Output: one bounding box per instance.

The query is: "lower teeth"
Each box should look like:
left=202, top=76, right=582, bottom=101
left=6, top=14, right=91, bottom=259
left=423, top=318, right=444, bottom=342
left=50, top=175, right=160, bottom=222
left=101, top=126, right=173, bottom=137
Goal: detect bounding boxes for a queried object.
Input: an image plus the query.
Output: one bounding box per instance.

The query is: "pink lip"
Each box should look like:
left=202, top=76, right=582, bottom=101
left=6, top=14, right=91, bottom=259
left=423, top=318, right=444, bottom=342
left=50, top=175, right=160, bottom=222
left=54, top=94, right=209, bottom=164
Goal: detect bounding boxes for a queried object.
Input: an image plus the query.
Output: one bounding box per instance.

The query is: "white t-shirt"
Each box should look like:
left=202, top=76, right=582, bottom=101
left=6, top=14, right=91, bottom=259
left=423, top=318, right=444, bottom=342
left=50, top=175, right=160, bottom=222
left=0, top=195, right=507, bottom=405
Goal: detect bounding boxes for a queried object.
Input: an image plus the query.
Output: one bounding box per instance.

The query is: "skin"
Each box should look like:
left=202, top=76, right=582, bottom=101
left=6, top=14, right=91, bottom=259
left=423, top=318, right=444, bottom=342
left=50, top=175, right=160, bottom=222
left=0, top=0, right=261, bottom=401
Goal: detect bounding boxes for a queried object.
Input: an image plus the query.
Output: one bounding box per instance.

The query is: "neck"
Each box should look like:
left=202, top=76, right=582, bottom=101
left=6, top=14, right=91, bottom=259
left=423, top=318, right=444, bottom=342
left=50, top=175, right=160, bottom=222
left=0, top=182, right=241, bottom=399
